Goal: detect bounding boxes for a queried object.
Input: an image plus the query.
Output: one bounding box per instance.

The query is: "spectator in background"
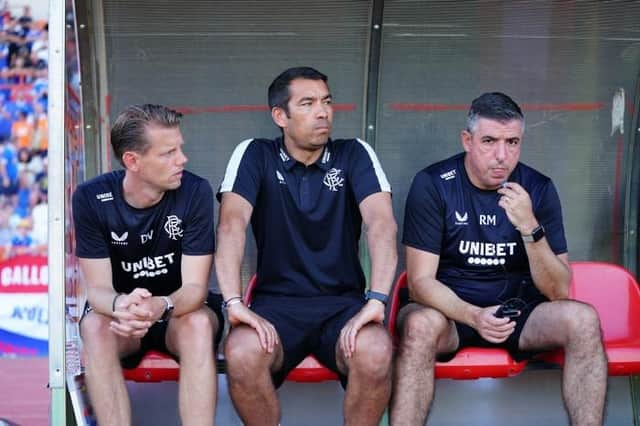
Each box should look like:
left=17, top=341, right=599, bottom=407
left=32, top=102, right=46, bottom=154
left=17, top=6, right=32, bottom=34
left=29, top=23, right=46, bottom=70
left=17, top=146, right=41, bottom=176
left=0, top=138, right=18, bottom=196
left=13, top=169, right=31, bottom=218
left=34, top=155, right=46, bottom=191
left=30, top=186, right=46, bottom=247
left=0, top=104, right=12, bottom=142
left=7, top=92, right=34, bottom=119
left=8, top=45, right=33, bottom=84
left=16, top=146, right=30, bottom=170
left=11, top=110, right=32, bottom=149
left=0, top=203, right=13, bottom=247
left=4, top=15, right=26, bottom=68
left=9, top=217, right=33, bottom=256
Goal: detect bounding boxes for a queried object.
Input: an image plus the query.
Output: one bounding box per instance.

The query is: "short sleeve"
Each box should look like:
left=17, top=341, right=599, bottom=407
left=402, top=170, right=445, bottom=255
left=72, top=185, right=109, bottom=258
left=217, top=139, right=263, bottom=206
left=182, top=179, right=215, bottom=255
left=348, top=139, right=391, bottom=203
left=534, top=180, right=568, bottom=255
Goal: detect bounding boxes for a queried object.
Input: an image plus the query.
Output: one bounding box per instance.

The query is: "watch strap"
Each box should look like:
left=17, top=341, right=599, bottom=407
left=158, top=296, right=174, bottom=322
left=365, top=290, right=389, bottom=306
left=522, top=224, right=545, bottom=243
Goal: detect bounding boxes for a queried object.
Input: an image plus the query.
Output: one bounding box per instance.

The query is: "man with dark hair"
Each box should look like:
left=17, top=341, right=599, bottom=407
left=72, top=104, right=223, bottom=426
left=391, top=92, right=607, bottom=425
left=216, top=66, right=397, bottom=425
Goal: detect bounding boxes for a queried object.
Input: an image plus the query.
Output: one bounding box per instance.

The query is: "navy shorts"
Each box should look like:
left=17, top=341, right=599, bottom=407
left=250, top=294, right=365, bottom=388
left=399, top=286, right=547, bottom=362
left=81, top=292, right=225, bottom=369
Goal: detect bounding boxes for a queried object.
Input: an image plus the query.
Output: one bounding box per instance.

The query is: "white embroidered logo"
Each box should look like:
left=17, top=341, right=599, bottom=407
left=455, top=211, right=468, bottom=225
left=164, top=215, right=183, bottom=240
left=276, top=170, right=286, bottom=185
left=440, top=169, right=456, bottom=181
left=121, top=252, right=176, bottom=279
left=459, top=240, right=516, bottom=267
left=323, top=168, right=344, bottom=192
left=96, top=192, right=114, bottom=202
left=111, top=231, right=128, bottom=246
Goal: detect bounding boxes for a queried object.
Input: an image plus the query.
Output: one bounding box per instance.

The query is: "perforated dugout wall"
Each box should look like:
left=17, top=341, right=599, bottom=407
left=90, top=0, right=640, bottom=281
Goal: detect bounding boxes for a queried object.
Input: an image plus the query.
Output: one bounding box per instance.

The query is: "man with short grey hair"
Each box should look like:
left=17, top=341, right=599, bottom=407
left=391, top=92, right=607, bottom=426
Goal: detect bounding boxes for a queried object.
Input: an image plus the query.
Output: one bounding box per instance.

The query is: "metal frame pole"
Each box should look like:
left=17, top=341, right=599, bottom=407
left=48, top=0, right=67, bottom=423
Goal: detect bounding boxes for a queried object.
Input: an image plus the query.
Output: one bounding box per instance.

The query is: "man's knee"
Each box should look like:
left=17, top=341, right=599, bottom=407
left=351, top=325, right=392, bottom=378
left=400, top=306, right=449, bottom=348
left=224, top=326, right=269, bottom=376
left=168, top=309, right=218, bottom=357
left=80, top=313, right=113, bottom=345
left=175, top=308, right=216, bottom=338
left=541, top=300, right=603, bottom=347
left=562, top=301, right=602, bottom=343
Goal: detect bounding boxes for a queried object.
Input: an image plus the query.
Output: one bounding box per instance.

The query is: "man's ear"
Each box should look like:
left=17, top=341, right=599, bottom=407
left=271, top=107, right=288, bottom=129
left=461, top=130, right=472, bottom=153
left=122, top=151, right=139, bottom=171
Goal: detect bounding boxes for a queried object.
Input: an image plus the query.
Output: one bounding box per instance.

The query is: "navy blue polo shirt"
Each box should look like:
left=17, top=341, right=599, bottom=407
left=218, top=137, right=391, bottom=297
left=73, top=170, right=215, bottom=296
left=403, top=153, right=567, bottom=306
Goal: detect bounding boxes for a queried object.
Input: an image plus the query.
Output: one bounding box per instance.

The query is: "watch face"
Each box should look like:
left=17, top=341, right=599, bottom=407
left=532, top=225, right=545, bottom=242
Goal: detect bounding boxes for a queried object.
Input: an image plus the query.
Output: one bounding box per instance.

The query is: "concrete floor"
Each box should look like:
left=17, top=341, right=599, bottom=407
left=126, top=371, right=635, bottom=425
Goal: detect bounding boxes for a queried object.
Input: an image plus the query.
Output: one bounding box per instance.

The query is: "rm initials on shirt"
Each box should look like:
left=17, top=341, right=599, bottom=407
left=479, top=215, right=497, bottom=226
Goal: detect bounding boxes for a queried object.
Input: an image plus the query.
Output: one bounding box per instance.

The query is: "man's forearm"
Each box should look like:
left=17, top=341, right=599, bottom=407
left=525, top=240, right=570, bottom=300
left=214, top=226, right=246, bottom=301
left=410, top=277, right=480, bottom=327
left=168, top=282, right=208, bottom=317
left=366, top=218, right=398, bottom=296
left=87, top=286, right=121, bottom=316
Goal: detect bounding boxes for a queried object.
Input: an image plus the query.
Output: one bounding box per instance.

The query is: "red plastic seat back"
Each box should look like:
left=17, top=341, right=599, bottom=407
left=243, top=274, right=258, bottom=305
left=242, top=274, right=338, bottom=382
left=569, top=261, right=640, bottom=344
left=387, top=271, right=407, bottom=343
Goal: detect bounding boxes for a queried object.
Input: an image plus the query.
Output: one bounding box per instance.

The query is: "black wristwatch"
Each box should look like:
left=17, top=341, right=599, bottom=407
left=158, top=296, right=174, bottom=322
left=521, top=225, right=545, bottom=243
left=365, top=290, right=389, bottom=306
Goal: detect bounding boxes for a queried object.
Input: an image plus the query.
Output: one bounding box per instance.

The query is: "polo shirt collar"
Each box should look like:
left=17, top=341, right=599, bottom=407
left=277, top=137, right=334, bottom=171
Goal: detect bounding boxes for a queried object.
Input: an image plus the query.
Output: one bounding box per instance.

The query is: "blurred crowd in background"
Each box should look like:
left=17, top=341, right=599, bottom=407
left=0, top=2, right=48, bottom=260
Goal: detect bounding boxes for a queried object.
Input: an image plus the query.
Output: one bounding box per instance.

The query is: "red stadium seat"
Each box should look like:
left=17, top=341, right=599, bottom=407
left=122, top=262, right=640, bottom=383
left=389, top=262, right=640, bottom=379
left=388, top=271, right=528, bottom=379
left=244, top=275, right=339, bottom=382
left=122, top=350, right=179, bottom=382
left=535, top=262, right=640, bottom=375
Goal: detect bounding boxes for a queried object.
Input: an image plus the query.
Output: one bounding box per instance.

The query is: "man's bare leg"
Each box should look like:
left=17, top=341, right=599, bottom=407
left=338, top=324, right=393, bottom=426
left=80, top=312, right=140, bottom=426
left=224, top=325, right=283, bottom=426
left=519, top=300, right=607, bottom=426
left=390, top=304, right=458, bottom=426
left=166, top=307, right=220, bottom=426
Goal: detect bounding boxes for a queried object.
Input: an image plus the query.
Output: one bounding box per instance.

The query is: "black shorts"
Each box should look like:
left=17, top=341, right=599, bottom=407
left=399, top=287, right=546, bottom=362
left=81, top=292, right=225, bottom=369
left=250, top=294, right=365, bottom=388
left=442, top=298, right=544, bottom=362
